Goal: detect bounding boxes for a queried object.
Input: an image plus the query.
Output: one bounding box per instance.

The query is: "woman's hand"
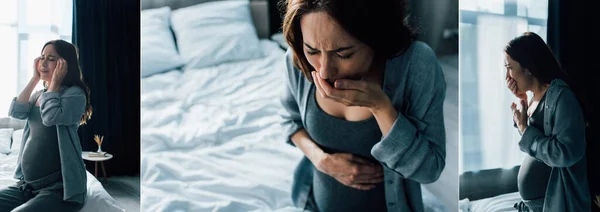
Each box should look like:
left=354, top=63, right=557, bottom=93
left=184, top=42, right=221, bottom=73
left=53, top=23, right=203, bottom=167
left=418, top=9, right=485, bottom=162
left=52, top=58, right=68, bottom=83
left=32, top=57, right=41, bottom=82
left=511, top=99, right=529, bottom=134
left=315, top=152, right=384, bottom=190
left=312, top=71, right=390, bottom=112
left=506, top=76, right=527, bottom=102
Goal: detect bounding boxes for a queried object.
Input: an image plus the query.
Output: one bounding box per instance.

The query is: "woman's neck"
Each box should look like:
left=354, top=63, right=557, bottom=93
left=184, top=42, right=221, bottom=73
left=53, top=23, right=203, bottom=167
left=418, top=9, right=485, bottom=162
left=530, top=79, right=549, bottom=101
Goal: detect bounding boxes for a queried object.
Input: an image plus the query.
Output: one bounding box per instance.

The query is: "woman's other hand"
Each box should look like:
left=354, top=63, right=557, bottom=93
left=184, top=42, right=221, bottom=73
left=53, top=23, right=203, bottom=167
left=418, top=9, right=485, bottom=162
left=511, top=99, right=529, bottom=134
left=51, top=58, right=68, bottom=83
left=315, top=152, right=384, bottom=190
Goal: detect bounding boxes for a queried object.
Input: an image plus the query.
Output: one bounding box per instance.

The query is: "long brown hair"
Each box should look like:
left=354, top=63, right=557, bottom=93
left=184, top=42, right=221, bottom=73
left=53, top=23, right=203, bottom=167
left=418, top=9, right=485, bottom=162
left=279, top=0, right=416, bottom=82
left=505, top=32, right=593, bottom=123
left=42, top=40, right=93, bottom=125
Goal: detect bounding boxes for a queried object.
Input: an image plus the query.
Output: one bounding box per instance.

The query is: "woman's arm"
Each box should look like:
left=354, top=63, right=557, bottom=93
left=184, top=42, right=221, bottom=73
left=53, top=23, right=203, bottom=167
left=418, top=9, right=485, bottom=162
left=16, top=78, right=39, bottom=104
left=39, top=86, right=86, bottom=126
left=9, top=58, right=41, bottom=119
left=370, top=43, right=447, bottom=184
left=9, top=78, right=40, bottom=120
left=291, top=129, right=325, bottom=165
left=370, top=97, right=398, bottom=137
left=518, top=88, right=586, bottom=167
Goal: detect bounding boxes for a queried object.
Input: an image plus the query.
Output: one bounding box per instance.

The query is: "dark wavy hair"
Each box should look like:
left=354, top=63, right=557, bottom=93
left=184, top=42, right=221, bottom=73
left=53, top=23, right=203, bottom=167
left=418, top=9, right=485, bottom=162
left=42, top=40, right=93, bottom=125
left=279, top=0, right=416, bottom=82
left=505, top=32, right=593, bottom=124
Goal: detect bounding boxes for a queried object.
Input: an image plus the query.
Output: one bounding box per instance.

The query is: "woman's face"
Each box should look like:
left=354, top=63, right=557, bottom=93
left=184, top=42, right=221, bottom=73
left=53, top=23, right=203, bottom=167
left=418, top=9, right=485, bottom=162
left=39, top=44, right=59, bottom=82
left=300, top=11, right=375, bottom=85
left=505, top=53, right=533, bottom=94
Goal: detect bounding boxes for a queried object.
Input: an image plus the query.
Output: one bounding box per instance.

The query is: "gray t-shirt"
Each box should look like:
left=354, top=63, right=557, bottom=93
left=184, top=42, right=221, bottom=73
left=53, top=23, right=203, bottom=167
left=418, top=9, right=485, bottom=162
left=305, top=85, right=387, bottom=212
left=21, top=106, right=62, bottom=182
left=518, top=93, right=551, bottom=201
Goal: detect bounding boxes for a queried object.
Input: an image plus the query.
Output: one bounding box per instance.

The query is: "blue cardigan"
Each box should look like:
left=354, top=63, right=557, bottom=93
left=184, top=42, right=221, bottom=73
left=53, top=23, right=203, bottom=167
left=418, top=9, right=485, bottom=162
left=8, top=86, right=88, bottom=204
left=279, top=41, right=447, bottom=211
left=518, top=79, right=590, bottom=211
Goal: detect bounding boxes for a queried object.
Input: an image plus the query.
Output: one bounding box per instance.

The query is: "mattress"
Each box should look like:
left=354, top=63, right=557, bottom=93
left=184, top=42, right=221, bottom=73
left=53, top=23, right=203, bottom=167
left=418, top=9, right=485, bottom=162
left=141, top=39, right=447, bottom=211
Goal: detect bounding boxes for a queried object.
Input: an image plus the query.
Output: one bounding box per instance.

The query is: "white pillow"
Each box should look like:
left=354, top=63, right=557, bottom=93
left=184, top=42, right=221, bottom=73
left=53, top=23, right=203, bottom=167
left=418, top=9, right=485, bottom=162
left=80, top=171, right=126, bottom=212
left=171, top=0, right=262, bottom=70
left=142, top=6, right=185, bottom=77
left=0, top=128, right=13, bottom=154
left=10, top=129, right=23, bottom=154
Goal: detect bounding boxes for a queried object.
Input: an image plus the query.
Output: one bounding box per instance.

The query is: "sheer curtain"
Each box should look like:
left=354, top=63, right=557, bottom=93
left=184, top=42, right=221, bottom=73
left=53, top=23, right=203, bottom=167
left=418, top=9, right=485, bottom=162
left=0, top=0, right=72, bottom=116
left=459, top=0, right=548, bottom=173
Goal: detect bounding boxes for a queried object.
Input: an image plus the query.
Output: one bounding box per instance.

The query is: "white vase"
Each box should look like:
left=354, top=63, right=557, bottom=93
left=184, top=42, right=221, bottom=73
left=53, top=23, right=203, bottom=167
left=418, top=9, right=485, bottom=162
left=97, top=145, right=102, bottom=153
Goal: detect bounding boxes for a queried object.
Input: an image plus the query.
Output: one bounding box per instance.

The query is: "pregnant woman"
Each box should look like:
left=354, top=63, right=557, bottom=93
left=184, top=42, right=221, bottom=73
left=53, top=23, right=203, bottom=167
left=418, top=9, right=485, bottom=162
left=505, top=32, right=591, bottom=212
left=279, top=0, right=447, bottom=211
left=0, top=40, right=93, bottom=211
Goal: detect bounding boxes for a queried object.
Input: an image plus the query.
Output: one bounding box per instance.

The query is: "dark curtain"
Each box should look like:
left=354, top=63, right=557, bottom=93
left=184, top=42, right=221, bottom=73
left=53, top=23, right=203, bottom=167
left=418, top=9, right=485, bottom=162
left=547, top=1, right=600, bottom=210
left=72, top=0, right=141, bottom=177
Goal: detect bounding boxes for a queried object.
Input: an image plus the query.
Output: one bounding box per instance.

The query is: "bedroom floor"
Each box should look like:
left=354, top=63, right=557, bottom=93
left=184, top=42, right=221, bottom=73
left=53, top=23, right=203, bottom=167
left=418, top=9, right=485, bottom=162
left=102, top=175, right=140, bottom=212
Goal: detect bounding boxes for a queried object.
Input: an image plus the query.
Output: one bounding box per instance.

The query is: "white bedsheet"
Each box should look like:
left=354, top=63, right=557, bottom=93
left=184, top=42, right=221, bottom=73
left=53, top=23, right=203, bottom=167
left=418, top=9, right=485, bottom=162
left=141, top=40, right=447, bottom=212
left=459, top=192, right=521, bottom=212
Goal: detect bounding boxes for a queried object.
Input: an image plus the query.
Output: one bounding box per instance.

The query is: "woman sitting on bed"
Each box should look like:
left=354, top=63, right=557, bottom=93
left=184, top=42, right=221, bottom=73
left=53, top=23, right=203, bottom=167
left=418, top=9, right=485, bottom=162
left=0, top=39, right=92, bottom=212
left=279, top=0, right=447, bottom=211
left=505, top=32, right=591, bottom=212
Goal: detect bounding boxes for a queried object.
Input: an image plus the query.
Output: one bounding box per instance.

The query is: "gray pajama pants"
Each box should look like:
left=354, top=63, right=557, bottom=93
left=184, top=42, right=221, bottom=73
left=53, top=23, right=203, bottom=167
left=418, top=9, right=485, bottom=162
left=0, top=172, right=83, bottom=212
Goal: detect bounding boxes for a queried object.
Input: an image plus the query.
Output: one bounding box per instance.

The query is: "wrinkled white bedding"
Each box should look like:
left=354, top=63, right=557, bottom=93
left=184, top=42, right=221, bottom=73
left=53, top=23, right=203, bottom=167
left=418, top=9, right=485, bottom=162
left=459, top=192, right=521, bottom=212
left=141, top=40, right=446, bottom=211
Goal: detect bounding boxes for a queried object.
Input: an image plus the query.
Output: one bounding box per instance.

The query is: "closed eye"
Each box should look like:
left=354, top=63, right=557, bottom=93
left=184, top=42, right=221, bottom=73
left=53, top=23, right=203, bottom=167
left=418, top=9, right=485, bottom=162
left=306, top=51, right=319, bottom=55
left=338, top=53, right=353, bottom=60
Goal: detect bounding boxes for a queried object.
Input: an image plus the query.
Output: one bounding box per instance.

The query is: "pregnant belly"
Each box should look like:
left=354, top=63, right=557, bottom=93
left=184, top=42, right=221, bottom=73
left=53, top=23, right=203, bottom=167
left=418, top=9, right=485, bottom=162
left=21, top=137, right=62, bottom=182
left=312, top=169, right=387, bottom=212
left=518, top=156, right=551, bottom=200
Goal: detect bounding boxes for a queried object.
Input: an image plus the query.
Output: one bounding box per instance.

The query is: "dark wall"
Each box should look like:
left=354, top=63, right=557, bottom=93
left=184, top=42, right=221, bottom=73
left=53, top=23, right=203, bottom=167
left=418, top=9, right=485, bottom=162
left=73, top=0, right=141, bottom=177
left=547, top=1, right=600, bottom=210
left=407, top=0, right=459, bottom=55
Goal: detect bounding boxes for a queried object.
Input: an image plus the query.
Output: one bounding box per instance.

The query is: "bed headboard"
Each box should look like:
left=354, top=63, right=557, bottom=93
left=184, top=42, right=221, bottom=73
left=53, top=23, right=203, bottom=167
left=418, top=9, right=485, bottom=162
left=141, top=0, right=271, bottom=39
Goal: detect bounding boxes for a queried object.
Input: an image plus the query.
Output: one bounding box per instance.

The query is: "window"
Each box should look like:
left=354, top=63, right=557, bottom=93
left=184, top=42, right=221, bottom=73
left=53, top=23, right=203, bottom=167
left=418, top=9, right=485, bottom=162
left=0, top=0, right=72, bottom=115
left=459, top=0, right=548, bottom=173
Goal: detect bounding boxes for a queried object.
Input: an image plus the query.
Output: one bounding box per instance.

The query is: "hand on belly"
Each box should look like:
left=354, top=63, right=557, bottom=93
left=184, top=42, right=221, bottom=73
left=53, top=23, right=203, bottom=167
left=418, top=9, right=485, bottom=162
left=314, top=152, right=384, bottom=190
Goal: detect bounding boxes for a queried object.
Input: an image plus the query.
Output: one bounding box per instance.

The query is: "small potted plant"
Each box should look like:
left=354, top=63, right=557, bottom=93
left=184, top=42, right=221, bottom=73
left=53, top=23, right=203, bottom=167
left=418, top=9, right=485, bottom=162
left=94, top=135, right=104, bottom=153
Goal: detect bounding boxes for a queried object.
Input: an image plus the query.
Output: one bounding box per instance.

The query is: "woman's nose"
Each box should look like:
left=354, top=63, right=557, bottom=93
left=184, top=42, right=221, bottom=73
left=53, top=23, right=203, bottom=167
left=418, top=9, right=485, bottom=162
left=318, top=56, right=335, bottom=80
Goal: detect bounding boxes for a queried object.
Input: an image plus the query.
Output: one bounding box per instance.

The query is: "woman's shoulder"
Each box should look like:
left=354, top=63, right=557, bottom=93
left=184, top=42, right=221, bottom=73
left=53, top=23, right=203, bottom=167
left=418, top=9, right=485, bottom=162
left=60, top=86, right=85, bottom=95
left=40, top=86, right=84, bottom=95
left=389, top=41, right=438, bottom=64
left=283, top=48, right=306, bottom=85
left=547, top=79, right=576, bottom=104
left=547, top=79, right=573, bottom=99
left=386, top=41, right=445, bottom=88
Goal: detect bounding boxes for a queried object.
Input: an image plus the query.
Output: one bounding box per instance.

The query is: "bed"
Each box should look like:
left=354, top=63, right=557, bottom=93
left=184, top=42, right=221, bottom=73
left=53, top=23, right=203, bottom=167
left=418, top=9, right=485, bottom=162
left=0, top=118, right=125, bottom=212
left=458, top=166, right=522, bottom=212
left=141, top=0, right=452, bottom=211
left=459, top=192, right=521, bottom=212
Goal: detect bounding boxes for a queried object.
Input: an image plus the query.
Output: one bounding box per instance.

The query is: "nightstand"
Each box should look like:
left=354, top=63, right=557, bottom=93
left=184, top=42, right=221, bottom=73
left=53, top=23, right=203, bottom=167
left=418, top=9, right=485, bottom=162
left=82, top=151, right=113, bottom=182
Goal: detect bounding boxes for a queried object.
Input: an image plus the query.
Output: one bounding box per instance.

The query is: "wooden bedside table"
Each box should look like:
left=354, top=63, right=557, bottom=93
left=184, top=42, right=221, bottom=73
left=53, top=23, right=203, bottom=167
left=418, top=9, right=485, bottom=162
left=82, top=151, right=113, bottom=182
